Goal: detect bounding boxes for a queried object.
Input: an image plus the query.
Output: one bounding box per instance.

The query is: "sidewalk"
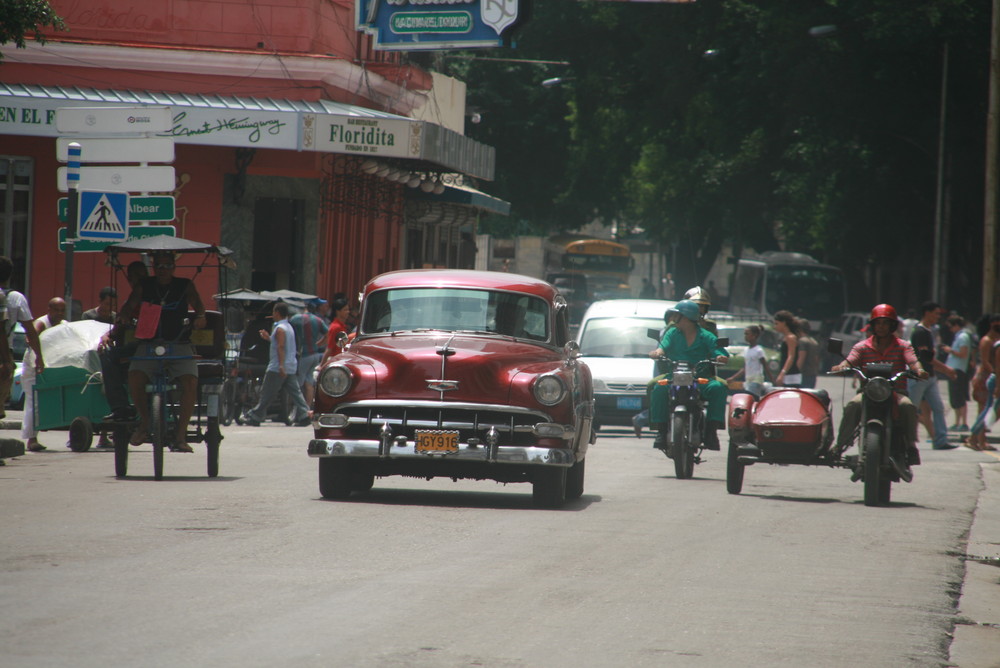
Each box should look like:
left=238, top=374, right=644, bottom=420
left=949, top=461, right=1000, bottom=667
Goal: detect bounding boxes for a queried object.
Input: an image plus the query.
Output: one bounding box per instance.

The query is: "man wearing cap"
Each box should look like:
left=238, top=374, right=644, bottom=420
left=289, top=298, right=328, bottom=409
left=647, top=299, right=730, bottom=451
left=112, top=250, right=208, bottom=452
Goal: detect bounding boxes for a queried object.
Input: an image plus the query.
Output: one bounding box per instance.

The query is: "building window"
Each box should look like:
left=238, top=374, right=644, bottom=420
left=0, top=156, right=34, bottom=291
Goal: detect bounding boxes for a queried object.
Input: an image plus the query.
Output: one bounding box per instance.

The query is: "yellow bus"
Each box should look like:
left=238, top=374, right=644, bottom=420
left=559, top=238, right=634, bottom=300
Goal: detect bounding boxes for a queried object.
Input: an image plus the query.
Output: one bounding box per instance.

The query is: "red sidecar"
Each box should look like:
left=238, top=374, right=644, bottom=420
left=726, top=388, right=847, bottom=495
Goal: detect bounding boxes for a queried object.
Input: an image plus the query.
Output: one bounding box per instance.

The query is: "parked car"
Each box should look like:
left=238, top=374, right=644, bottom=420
left=709, top=313, right=782, bottom=382
left=830, top=311, right=869, bottom=353
left=307, top=269, right=595, bottom=508
left=7, top=323, right=26, bottom=410
left=576, top=299, right=676, bottom=430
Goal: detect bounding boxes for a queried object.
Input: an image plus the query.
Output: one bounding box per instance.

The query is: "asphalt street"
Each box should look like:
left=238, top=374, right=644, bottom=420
left=0, top=376, right=998, bottom=667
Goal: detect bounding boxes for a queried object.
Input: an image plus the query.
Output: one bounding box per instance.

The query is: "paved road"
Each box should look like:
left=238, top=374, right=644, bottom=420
left=1, top=377, right=998, bottom=667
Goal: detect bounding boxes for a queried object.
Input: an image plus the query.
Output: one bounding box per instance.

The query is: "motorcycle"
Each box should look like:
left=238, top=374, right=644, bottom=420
left=726, top=338, right=920, bottom=506
left=651, top=337, right=728, bottom=479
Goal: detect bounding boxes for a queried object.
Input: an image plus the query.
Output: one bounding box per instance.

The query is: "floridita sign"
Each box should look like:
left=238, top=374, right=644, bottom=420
left=357, top=0, right=524, bottom=50
left=301, top=114, right=422, bottom=159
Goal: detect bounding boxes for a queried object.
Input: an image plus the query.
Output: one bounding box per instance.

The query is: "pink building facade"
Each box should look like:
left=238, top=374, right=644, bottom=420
left=0, top=0, right=497, bottom=314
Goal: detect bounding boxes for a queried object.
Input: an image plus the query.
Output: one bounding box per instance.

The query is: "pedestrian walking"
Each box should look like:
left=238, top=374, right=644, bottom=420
left=942, top=315, right=972, bottom=431
left=908, top=301, right=958, bottom=450
left=242, top=302, right=311, bottom=427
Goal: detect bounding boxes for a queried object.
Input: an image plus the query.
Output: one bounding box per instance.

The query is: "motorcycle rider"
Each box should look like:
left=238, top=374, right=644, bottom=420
left=830, top=303, right=927, bottom=472
left=647, top=299, right=730, bottom=450
left=683, top=285, right=718, bottom=335
left=634, top=287, right=715, bottom=437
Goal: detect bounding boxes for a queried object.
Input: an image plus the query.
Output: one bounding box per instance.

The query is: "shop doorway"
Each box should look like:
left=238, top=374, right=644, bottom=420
left=0, top=156, right=33, bottom=291
left=251, top=197, right=304, bottom=292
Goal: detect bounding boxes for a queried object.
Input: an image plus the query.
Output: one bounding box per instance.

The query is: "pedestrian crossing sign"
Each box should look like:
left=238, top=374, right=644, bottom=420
left=78, top=190, right=129, bottom=241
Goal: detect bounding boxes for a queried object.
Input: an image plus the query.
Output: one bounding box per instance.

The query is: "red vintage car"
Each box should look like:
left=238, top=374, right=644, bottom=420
left=307, top=269, right=595, bottom=507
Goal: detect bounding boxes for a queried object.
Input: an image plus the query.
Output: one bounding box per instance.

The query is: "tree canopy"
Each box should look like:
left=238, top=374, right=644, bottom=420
left=0, top=0, right=64, bottom=62
left=438, top=0, right=993, bottom=314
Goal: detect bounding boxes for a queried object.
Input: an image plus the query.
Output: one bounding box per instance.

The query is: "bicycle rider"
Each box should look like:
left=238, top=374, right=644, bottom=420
left=111, top=250, right=209, bottom=452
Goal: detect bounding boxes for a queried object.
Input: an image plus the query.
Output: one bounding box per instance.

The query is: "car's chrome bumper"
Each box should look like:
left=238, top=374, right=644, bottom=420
left=307, top=437, right=576, bottom=467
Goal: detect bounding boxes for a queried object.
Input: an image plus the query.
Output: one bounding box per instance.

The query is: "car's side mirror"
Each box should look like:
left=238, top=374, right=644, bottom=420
left=564, top=340, right=581, bottom=363
left=336, top=331, right=349, bottom=349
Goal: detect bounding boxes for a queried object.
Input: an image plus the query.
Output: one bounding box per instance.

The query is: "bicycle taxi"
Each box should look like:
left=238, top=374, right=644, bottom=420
left=103, top=235, right=233, bottom=480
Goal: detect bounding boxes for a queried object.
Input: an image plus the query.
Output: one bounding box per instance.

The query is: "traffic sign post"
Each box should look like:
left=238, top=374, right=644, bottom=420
left=55, top=106, right=177, bottom=316
left=77, top=191, right=129, bottom=241
left=63, top=142, right=80, bottom=320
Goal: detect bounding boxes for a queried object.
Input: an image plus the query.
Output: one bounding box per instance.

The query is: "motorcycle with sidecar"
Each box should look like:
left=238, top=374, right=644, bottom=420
left=726, top=338, right=920, bottom=506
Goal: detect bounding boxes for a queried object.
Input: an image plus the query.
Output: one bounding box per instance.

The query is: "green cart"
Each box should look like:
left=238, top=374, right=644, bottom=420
left=33, top=365, right=114, bottom=452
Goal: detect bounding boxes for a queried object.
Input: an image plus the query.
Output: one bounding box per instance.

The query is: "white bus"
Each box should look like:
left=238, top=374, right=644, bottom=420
left=729, top=251, right=847, bottom=335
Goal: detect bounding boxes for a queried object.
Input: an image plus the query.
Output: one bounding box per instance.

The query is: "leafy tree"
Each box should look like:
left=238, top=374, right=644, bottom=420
left=0, top=0, right=65, bottom=62
left=440, top=0, right=992, bottom=314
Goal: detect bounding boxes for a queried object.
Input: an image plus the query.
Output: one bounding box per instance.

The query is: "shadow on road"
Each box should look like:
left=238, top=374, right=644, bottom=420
left=316, top=488, right=601, bottom=511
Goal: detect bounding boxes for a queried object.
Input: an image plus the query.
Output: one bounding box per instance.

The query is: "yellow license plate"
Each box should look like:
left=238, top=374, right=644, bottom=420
left=415, top=430, right=459, bottom=453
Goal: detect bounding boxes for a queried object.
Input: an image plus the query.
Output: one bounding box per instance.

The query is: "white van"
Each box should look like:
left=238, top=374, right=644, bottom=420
left=576, top=299, right=676, bottom=431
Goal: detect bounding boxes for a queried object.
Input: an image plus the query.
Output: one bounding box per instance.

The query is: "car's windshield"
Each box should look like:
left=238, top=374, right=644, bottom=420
left=362, top=287, right=550, bottom=341
left=578, top=316, right=661, bottom=357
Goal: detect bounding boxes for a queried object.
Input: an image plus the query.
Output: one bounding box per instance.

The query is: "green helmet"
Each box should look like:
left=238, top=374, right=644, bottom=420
left=671, top=299, right=701, bottom=323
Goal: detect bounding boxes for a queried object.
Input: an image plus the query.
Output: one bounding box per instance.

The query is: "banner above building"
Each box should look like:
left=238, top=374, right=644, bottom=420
left=357, top=0, right=525, bottom=51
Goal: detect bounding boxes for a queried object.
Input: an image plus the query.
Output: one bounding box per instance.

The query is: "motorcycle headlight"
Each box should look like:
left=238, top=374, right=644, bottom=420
left=864, top=376, right=893, bottom=403
left=533, top=375, right=565, bottom=406
left=319, top=365, right=352, bottom=397
left=673, top=371, right=694, bottom=386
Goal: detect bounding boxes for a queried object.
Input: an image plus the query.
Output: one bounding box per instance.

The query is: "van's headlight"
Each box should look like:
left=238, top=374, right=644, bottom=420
left=533, top=375, right=565, bottom=406
left=319, top=366, right=352, bottom=397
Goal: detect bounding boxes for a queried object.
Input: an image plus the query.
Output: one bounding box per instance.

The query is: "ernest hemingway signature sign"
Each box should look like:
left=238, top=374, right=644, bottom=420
left=357, top=0, right=523, bottom=51
left=159, top=110, right=295, bottom=149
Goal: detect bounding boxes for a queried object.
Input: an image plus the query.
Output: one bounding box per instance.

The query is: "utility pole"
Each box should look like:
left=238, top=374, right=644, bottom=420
left=984, top=0, right=1000, bottom=313
left=933, top=43, right=949, bottom=305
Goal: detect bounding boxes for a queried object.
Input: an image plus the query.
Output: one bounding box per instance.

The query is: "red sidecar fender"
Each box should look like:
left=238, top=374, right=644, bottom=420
left=752, top=388, right=832, bottom=444
left=728, top=393, right=756, bottom=443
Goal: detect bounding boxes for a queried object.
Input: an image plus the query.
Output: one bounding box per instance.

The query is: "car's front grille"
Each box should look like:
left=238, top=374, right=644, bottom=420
left=333, top=400, right=552, bottom=447
left=604, top=382, right=646, bottom=393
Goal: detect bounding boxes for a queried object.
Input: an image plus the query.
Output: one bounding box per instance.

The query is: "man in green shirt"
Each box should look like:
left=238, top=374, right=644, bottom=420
left=648, top=300, right=730, bottom=450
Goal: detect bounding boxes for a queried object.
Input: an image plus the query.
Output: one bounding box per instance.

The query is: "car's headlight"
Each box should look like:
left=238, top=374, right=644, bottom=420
left=533, top=375, right=565, bottom=406
left=319, top=366, right=352, bottom=397
left=863, top=376, right=893, bottom=403
left=592, top=378, right=608, bottom=391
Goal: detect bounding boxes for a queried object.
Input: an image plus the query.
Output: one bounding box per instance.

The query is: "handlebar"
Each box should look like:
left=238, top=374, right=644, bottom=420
left=831, top=365, right=920, bottom=384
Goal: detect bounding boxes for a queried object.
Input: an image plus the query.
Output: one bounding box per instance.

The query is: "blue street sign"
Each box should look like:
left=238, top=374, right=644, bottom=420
left=78, top=190, right=129, bottom=241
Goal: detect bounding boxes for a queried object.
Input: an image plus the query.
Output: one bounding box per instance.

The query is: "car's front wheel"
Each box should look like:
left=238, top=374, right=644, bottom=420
left=566, top=458, right=585, bottom=500
left=532, top=467, right=567, bottom=508
left=319, top=458, right=354, bottom=500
